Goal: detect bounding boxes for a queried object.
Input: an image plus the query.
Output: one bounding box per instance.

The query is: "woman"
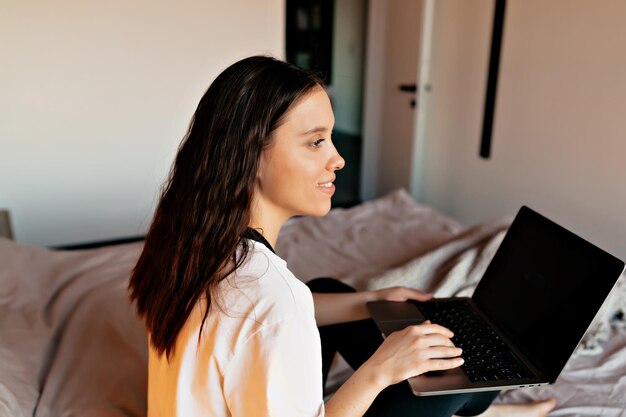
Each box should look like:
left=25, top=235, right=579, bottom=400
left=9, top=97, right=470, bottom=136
left=129, top=56, right=555, bottom=417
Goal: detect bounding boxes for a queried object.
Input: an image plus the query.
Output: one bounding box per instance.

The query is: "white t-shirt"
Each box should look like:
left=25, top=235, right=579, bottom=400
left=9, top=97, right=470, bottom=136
left=147, top=240, right=325, bottom=417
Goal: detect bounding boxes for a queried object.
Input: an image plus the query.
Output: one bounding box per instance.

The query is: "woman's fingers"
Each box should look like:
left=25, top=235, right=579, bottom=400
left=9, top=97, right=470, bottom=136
left=404, top=327, right=464, bottom=373
left=415, top=347, right=464, bottom=374
left=403, top=288, right=433, bottom=301
left=427, top=346, right=463, bottom=360
left=411, top=334, right=456, bottom=349
left=428, top=357, right=465, bottom=371
left=405, top=323, right=454, bottom=339
left=368, top=320, right=465, bottom=386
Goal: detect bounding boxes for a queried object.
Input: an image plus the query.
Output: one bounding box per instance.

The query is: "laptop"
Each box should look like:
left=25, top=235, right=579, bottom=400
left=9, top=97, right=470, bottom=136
left=367, top=206, right=625, bottom=396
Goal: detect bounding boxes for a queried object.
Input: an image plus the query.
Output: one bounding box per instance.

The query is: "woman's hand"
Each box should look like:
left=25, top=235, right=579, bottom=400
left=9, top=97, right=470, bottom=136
left=370, top=286, right=433, bottom=303
left=361, top=322, right=464, bottom=389
left=325, top=323, right=462, bottom=417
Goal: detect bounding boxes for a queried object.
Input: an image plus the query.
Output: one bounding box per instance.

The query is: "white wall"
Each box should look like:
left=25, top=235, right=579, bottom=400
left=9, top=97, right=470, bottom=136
left=417, top=0, right=626, bottom=259
left=0, top=0, right=284, bottom=246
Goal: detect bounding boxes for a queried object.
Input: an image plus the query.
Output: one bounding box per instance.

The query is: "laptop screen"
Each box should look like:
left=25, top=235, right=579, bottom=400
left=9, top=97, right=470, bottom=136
left=473, top=206, right=624, bottom=382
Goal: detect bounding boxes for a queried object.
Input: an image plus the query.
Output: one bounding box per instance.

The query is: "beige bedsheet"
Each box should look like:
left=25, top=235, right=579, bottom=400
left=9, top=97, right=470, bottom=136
left=0, top=241, right=147, bottom=417
left=1, top=189, right=624, bottom=416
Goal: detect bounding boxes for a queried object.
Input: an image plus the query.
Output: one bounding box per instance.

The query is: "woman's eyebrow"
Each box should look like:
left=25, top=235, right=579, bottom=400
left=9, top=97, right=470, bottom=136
left=301, top=126, right=331, bottom=135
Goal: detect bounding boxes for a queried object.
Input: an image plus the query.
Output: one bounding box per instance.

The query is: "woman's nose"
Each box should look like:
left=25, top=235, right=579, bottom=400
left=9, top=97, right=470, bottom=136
left=330, top=153, right=345, bottom=171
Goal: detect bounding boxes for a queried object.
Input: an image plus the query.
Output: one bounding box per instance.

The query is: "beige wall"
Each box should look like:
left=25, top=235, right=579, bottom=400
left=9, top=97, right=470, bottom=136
left=418, top=0, right=626, bottom=259
left=0, top=0, right=284, bottom=246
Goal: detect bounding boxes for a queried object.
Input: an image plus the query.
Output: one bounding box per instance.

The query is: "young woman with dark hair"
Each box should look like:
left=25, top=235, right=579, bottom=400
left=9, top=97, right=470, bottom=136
left=129, top=56, right=555, bottom=417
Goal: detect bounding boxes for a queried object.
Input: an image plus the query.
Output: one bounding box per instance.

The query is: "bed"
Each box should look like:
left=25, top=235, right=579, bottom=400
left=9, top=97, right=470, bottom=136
left=1, top=189, right=625, bottom=416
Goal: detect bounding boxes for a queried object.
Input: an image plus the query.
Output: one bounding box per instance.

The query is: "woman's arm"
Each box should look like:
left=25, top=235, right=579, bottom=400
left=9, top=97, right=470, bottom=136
left=312, top=292, right=374, bottom=326
left=312, top=286, right=433, bottom=327
left=324, top=322, right=464, bottom=417
left=323, top=361, right=383, bottom=416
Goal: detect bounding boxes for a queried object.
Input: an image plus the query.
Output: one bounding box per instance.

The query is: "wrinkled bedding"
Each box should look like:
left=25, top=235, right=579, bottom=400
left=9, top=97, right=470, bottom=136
left=1, top=189, right=624, bottom=416
left=0, top=241, right=147, bottom=417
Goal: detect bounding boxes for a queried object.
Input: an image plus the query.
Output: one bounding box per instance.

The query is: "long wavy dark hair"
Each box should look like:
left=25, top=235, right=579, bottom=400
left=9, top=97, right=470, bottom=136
left=129, top=56, right=323, bottom=358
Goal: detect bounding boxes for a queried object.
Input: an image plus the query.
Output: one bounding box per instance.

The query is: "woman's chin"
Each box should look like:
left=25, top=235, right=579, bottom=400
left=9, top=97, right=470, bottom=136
left=302, top=202, right=332, bottom=217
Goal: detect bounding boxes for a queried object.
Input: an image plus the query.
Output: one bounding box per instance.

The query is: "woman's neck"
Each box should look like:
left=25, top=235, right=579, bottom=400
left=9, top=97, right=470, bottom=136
left=248, top=200, right=290, bottom=248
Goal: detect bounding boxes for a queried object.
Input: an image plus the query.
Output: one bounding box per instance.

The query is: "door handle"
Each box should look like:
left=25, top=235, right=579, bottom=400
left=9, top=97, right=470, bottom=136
left=398, top=84, right=417, bottom=108
left=398, top=83, right=417, bottom=93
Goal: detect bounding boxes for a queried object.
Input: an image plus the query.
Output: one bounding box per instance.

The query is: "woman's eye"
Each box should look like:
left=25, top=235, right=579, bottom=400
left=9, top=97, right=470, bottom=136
left=310, top=138, right=325, bottom=148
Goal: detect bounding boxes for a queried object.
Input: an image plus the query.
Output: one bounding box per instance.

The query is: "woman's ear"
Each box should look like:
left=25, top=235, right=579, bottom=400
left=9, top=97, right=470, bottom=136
left=256, top=151, right=269, bottom=185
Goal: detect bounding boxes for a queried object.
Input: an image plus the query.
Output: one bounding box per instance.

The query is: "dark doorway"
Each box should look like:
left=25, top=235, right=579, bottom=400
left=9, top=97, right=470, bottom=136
left=285, top=0, right=367, bottom=208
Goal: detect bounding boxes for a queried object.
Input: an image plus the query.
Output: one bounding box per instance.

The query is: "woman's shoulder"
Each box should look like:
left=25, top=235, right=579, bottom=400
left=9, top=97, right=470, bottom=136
left=220, top=240, right=314, bottom=324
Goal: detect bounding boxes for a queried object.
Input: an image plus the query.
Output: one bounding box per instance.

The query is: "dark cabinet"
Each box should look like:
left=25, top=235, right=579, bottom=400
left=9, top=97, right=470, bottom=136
left=285, top=0, right=334, bottom=84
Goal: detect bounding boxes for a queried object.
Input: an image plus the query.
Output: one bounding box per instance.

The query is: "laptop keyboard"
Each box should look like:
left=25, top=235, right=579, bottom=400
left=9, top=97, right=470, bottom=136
left=417, top=300, right=534, bottom=383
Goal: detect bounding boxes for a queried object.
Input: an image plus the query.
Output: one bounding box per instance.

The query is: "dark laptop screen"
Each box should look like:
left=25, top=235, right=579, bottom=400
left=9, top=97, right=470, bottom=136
left=473, top=206, right=624, bottom=382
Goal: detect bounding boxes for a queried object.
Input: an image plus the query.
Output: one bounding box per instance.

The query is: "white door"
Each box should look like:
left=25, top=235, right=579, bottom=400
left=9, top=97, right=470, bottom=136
left=361, top=0, right=430, bottom=199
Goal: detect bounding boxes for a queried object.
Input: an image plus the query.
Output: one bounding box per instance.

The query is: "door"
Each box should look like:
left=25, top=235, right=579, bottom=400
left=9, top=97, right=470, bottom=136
left=361, top=0, right=427, bottom=199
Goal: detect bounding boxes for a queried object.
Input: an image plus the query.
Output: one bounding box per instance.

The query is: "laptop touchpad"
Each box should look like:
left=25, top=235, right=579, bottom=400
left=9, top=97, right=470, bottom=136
left=367, top=301, right=426, bottom=335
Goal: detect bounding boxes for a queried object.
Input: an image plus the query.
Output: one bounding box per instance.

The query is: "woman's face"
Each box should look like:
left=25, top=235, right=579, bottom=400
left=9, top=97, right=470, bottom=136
left=255, top=86, right=345, bottom=220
